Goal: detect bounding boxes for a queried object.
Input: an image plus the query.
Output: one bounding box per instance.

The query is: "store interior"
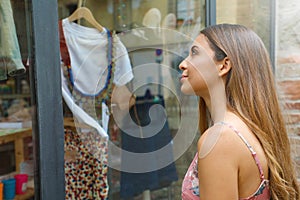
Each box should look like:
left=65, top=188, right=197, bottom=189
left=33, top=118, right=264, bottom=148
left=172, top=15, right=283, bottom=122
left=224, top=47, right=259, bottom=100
left=0, top=0, right=206, bottom=199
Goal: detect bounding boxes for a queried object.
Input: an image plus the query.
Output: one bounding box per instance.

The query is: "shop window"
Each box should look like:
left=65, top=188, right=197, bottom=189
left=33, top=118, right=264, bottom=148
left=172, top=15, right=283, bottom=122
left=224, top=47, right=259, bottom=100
left=216, top=0, right=272, bottom=52
left=0, top=0, right=34, bottom=199
left=57, top=0, right=205, bottom=199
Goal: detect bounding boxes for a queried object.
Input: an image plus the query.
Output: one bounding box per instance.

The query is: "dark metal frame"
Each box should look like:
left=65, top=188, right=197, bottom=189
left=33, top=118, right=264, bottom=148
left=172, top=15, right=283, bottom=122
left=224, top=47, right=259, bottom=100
left=30, top=0, right=65, bottom=199
left=269, top=0, right=276, bottom=71
left=205, top=0, right=216, bottom=26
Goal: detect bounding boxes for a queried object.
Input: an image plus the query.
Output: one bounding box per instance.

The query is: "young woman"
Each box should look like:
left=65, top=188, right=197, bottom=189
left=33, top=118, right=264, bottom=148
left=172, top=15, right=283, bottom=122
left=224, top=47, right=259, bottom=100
left=179, top=24, right=299, bottom=200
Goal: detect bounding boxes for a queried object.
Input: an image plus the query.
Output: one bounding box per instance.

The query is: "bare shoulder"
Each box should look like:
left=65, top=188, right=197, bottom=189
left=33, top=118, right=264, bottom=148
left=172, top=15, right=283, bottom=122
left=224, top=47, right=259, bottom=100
left=197, top=123, right=243, bottom=198
left=197, top=123, right=245, bottom=161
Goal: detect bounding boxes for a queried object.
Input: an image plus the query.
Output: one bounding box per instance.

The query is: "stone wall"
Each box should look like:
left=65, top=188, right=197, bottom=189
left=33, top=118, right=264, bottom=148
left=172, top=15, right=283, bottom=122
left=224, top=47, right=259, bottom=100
left=276, top=0, right=300, bottom=179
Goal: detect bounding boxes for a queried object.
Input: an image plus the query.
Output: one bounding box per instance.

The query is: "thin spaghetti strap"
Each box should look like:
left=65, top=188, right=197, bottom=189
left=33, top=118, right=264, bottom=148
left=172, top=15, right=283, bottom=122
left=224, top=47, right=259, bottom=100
left=215, top=121, right=266, bottom=180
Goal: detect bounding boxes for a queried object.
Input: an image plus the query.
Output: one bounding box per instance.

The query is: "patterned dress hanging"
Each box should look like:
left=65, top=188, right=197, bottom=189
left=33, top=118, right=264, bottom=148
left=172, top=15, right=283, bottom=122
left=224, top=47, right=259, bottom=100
left=59, top=19, right=117, bottom=200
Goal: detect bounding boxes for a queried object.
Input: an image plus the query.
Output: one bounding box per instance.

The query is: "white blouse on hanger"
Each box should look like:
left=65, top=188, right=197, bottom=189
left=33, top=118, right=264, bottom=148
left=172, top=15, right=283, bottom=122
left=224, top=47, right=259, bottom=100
left=60, top=18, right=133, bottom=137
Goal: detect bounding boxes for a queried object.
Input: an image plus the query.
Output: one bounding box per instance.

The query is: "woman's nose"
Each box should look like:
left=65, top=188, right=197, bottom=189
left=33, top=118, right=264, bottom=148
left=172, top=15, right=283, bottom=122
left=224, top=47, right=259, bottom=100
left=179, top=59, right=187, bottom=71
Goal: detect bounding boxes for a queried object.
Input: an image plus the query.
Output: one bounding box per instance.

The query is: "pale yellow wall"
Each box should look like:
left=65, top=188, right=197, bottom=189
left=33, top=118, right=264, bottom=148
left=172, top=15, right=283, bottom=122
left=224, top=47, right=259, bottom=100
left=216, top=0, right=256, bottom=29
left=216, top=0, right=271, bottom=50
left=83, top=0, right=114, bottom=30
left=216, top=0, right=238, bottom=24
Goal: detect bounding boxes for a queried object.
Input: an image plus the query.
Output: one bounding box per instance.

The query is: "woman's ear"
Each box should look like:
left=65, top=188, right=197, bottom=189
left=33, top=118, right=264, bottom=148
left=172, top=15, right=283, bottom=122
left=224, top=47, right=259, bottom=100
left=218, top=57, right=231, bottom=77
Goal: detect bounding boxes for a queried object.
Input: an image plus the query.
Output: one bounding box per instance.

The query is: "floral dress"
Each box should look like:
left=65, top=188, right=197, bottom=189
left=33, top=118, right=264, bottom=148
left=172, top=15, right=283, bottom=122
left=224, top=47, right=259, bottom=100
left=182, top=122, right=270, bottom=200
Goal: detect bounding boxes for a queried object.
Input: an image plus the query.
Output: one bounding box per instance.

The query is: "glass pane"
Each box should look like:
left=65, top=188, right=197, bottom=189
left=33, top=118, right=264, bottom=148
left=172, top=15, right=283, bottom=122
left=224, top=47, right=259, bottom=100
left=57, top=0, right=205, bottom=199
left=216, top=0, right=272, bottom=52
left=0, top=0, right=34, bottom=199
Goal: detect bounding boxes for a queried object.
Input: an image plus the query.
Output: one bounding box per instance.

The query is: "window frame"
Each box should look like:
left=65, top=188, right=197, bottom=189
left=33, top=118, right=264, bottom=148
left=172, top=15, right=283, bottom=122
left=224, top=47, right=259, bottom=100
left=30, top=0, right=65, bottom=199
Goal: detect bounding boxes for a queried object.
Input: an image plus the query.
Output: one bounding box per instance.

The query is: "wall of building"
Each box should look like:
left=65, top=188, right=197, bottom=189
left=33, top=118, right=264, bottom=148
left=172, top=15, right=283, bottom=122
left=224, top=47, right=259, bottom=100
left=276, top=0, right=300, bottom=179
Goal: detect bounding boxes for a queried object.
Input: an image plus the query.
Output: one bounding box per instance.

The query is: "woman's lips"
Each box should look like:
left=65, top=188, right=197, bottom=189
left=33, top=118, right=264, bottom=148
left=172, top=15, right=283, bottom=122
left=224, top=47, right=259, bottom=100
left=180, top=75, right=188, bottom=82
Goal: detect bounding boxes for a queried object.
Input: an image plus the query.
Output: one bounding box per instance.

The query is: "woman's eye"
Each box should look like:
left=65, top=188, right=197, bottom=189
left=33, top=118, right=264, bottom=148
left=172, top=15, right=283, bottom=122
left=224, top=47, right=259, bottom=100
left=191, top=47, right=198, bottom=55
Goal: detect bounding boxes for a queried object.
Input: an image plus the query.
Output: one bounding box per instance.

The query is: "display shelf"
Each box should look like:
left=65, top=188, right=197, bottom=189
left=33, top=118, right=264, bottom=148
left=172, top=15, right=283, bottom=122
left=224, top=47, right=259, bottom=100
left=0, top=128, right=32, bottom=172
left=14, top=188, right=34, bottom=200
left=0, top=94, right=31, bottom=99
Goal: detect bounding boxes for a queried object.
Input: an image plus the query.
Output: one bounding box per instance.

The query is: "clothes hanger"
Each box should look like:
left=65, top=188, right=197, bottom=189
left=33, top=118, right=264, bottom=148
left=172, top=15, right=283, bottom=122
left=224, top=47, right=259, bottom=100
left=68, top=6, right=104, bottom=32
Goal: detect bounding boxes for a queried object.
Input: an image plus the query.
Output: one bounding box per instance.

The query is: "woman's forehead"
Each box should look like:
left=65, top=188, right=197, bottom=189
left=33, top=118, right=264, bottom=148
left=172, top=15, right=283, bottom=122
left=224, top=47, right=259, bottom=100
left=193, top=34, right=210, bottom=49
left=193, top=34, right=215, bottom=57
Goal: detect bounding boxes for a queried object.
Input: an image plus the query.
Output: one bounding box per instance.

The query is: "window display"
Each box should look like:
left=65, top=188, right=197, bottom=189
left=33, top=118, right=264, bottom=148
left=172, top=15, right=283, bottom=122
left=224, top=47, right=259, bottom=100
left=0, top=0, right=34, bottom=199
left=57, top=0, right=206, bottom=199
left=59, top=10, right=134, bottom=198
left=0, top=0, right=26, bottom=80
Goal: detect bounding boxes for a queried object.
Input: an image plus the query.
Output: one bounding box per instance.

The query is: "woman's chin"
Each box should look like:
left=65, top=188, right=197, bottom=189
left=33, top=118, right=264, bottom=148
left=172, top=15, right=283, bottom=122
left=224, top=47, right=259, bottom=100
left=180, top=86, right=196, bottom=95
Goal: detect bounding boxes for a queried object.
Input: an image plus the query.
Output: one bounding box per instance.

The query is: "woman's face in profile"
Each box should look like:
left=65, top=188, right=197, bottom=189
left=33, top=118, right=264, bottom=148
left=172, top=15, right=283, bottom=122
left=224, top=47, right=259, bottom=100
left=179, top=34, right=220, bottom=96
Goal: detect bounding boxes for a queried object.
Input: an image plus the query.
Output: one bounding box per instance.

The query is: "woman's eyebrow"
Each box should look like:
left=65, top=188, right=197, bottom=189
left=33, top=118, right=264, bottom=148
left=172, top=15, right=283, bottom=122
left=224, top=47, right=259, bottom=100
left=190, top=45, right=200, bottom=51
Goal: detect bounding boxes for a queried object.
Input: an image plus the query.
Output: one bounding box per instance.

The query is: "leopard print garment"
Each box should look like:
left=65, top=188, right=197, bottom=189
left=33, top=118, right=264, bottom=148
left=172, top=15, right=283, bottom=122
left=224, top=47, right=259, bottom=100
left=64, top=129, right=108, bottom=199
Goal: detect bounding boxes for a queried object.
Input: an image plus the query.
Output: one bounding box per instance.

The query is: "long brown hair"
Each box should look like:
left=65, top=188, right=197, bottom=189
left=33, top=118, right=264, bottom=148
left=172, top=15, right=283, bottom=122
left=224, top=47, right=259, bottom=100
left=199, top=24, right=299, bottom=199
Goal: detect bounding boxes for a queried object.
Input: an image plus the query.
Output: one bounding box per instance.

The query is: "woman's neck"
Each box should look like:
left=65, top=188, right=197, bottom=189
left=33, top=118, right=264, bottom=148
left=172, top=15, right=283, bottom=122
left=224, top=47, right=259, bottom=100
left=201, top=86, right=228, bottom=124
